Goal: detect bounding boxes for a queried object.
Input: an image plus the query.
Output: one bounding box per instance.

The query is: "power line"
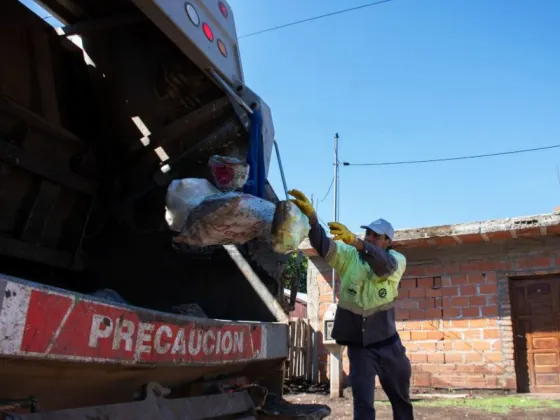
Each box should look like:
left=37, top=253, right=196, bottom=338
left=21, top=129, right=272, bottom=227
left=343, top=144, right=560, bottom=167
left=239, top=0, right=393, bottom=39
left=318, top=177, right=335, bottom=203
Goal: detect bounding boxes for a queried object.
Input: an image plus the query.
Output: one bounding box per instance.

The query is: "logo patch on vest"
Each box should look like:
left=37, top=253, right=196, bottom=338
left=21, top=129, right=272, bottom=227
left=378, top=288, right=387, bottom=298
left=347, top=288, right=357, bottom=296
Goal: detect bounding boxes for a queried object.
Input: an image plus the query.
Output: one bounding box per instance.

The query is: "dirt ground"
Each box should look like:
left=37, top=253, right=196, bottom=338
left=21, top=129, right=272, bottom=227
left=285, top=392, right=560, bottom=420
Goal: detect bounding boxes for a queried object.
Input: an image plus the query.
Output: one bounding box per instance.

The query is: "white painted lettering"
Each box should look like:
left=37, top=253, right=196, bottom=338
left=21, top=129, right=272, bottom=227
left=233, top=331, right=244, bottom=353
left=171, top=328, right=186, bottom=355
left=202, top=330, right=216, bottom=355
left=112, top=318, right=135, bottom=351
left=188, top=330, right=202, bottom=355
left=135, top=322, right=154, bottom=357
left=89, top=315, right=114, bottom=348
left=216, top=331, right=222, bottom=354
left=221, top=331, right=233, bottom=354
left=154, top=325, right=172, bottom=354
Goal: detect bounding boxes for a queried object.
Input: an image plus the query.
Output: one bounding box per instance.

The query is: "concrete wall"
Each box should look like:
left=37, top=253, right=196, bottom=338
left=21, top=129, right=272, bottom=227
left=306, top=235, right=560, bottom=390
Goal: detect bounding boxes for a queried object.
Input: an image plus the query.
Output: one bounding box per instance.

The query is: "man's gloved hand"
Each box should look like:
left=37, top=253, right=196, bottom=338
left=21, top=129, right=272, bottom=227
left=328, top=222, right=356, bottom=245
left=288, top=189, right=315, bottom=218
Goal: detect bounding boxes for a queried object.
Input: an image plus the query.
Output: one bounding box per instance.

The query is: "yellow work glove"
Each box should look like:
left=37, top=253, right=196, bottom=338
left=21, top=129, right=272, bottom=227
left=287, top=189, right=315, bottom=218
left=328, top=222, right=356, bottom=245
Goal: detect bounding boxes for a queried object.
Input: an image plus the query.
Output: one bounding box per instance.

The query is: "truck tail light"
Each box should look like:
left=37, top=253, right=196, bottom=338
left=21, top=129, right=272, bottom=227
left=202, top=23, right=214, bottom=41
left=185, top=3, right=200, bottom=26
left=219, top=2, right=228, bottom=18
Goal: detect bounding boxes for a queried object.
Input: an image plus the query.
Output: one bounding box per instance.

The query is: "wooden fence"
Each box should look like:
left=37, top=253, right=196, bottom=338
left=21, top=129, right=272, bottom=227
left=286, top=318, right=312, bottom=380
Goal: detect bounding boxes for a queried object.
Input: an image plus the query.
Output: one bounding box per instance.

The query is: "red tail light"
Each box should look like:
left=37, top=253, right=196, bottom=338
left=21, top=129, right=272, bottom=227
left=219, top=2, right=228, bottom=18
left=202, top=23, right=214, bottom=41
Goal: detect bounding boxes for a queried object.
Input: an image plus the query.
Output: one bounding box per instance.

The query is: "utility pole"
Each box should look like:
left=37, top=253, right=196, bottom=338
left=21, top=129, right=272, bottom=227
left=331, top=133, right=340, bottom=303
left=329, top=133, right=343, bottom=398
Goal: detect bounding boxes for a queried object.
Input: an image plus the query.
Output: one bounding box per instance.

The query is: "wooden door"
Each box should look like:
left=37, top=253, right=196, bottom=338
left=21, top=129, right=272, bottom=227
left=511, top=277, right=560, bottom=393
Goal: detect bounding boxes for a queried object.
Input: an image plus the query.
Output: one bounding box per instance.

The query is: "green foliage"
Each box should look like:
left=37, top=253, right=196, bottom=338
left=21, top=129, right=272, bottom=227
left=283, top=253, right=308, bottom=294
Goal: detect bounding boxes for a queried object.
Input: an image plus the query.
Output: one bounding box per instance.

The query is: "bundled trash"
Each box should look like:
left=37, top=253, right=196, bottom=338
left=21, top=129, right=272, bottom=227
left=165, top=154, right=309, bottom=249
left=270, top=200, right=310, bottom=254
left=176, top=191, right=275, bottom=247
left=165, top=156, right=274, bottom=247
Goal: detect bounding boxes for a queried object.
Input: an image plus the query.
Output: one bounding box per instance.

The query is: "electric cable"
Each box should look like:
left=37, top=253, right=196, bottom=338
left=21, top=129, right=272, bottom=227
left=343, top=144, right=560, bottom=167
left=318, top=178, right=335, bottom=203
left=239, top=0, right=393, bottom=39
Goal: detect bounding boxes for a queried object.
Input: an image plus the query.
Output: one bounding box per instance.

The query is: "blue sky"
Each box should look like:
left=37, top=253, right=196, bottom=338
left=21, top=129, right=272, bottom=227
left=23, top=0, right=560, bottom=232
left=230, top=0, right=560, bottom=231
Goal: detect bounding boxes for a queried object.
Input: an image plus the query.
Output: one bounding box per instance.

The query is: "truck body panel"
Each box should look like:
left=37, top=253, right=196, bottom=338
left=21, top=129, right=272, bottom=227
left=0, top=274, right=287, bottom=366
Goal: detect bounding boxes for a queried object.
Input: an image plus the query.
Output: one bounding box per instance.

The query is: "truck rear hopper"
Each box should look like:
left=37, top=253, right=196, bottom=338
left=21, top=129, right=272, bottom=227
left=0, top=0, right=331, bottom=417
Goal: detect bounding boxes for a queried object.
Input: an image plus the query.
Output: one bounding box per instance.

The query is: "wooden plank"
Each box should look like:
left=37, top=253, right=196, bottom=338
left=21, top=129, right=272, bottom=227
left=20, top=180, right=62, bottom=244
left=0, top=2, right=33, bottom=109
left=297, top=319, right=302, bottom=377
left=30, top=29, right=60, bottom=124
left=296, top=320, right=300, bottom=377
left=296, top=320, right=302, bottom=377
left=305, top=319, right=313, bottom=381
left=286, top=318, right=315, bottom=380
left=39, top=190, right=79, bottom=248
left=301, top=319, right=304, bottom=376
left=0, top=236, right=77, bottom=269
left=0, top=137, right=95, bottom=194
left=0, top=96, right=80, bottom=146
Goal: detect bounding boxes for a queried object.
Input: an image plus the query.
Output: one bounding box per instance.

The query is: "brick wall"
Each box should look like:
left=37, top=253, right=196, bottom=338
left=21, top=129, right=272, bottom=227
left=306, top=235, right=560, bottom=390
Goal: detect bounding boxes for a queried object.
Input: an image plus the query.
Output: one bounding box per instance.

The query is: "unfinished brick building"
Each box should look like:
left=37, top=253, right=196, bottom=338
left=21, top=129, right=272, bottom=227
left=301, top=213, right=560, bottom=393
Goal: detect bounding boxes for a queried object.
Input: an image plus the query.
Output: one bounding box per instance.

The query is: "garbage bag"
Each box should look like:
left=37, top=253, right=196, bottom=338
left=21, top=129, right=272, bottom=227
left=270, top=200, right=310, bottom=254
left=174, top=192, right=276, bottom=247
left=89, top=289, right=127, bottom=304
left=208, top=155, right=250, bottom=191
left=172, top=303, right=208, bottom=318
left=165, top=178, right=220, bottom=232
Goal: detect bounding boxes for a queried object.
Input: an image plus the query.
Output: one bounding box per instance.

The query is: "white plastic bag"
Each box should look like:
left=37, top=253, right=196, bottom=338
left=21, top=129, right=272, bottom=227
left=270, top=200, right=310, bottom=254
left=174, top=192, right=276, bottom=247
left=165, top=178, right=219, bottom=232
left=208, top=155, right=250, bottom=191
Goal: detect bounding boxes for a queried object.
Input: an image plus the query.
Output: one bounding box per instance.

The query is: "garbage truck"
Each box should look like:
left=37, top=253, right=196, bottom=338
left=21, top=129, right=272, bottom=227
left=0, top=0, right=329, bottom=417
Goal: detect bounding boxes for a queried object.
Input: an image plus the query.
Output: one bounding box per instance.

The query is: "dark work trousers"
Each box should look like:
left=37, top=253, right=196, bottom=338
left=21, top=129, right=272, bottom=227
left=348, top=337, right=414, bottom=420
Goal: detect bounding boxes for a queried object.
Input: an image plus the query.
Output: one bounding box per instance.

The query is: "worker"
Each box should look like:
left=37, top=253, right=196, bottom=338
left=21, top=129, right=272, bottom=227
left=289, top=189, right=414, bottom=420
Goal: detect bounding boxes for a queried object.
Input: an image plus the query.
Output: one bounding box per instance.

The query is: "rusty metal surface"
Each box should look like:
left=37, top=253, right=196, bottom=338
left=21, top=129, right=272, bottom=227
left=157, top=391, right=256, bottom=419
left=6, top=399, right=162, bottom=420
left=0, top=274, right=289, bottom=366
left=6, top=384, right=257, bottom=420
